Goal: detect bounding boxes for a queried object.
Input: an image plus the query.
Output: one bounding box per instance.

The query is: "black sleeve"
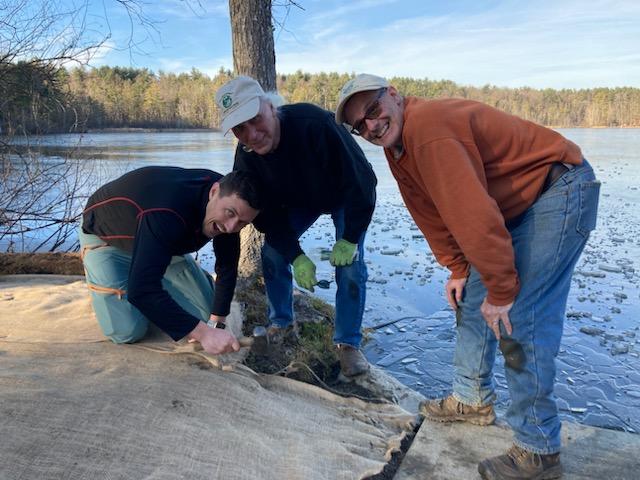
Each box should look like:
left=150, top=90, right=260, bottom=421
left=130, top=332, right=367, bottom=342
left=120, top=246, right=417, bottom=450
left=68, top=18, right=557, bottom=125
left=211, top=232, right=240, bottom=315
left=252, top=207, right=304, bottom=264
left=127, top=211, right=200, bottom=341
left=323, top=121, right=377, bottom=243
left=233, top=146, right=304, bottom=264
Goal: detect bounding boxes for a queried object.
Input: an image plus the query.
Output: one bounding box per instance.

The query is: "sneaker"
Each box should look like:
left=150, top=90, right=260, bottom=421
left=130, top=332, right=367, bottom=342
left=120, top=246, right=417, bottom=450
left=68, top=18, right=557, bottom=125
left=420, top=395, right=496, bottom=425
left=336, top=344, right=370, bottom=377
left=478, top=444, right=563, bottom=480
left=266, top=323, right=298, bottom=344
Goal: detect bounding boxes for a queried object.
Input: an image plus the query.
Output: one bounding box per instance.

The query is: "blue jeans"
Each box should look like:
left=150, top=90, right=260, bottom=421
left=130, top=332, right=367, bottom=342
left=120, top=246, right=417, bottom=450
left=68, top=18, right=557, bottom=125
left=79, top=229, right=214, bottom=343
left=261, top=208, right=368, bottom=347
left=453, top=160, right=600, bottom=454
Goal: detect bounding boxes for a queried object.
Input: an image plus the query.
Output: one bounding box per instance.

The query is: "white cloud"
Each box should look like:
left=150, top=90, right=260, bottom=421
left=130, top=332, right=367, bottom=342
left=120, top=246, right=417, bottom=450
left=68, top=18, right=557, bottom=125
left=83, top=40, right=117, bottom=65
left=54, top=0, right=639, bottom=88
left=274, top=0, right=640, bottom=88
left=157, top=57, right=188, bottom=72
left=201, top=57, right=234, bottom=77
left=304, top=0, right=400, bottom=24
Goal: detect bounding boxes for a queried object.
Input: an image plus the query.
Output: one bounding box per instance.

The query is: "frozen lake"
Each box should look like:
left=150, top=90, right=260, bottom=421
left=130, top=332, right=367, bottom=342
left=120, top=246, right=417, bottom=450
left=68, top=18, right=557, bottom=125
left=6, top=128, right=640, bottom=433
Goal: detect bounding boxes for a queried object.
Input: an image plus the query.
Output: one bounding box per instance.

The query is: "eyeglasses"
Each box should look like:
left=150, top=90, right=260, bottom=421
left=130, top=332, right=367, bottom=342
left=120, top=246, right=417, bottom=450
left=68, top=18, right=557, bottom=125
left=346, top=88, right=387, bottom=136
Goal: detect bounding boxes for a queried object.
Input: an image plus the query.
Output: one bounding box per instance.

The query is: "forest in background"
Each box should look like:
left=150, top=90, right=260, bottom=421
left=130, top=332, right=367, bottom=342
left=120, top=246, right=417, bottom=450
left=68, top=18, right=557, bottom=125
left=2, top=62, right=640, bottom=135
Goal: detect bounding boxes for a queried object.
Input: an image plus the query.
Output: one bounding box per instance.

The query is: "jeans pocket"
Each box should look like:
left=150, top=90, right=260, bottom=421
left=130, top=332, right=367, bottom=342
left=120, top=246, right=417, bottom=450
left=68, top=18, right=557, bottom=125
left=576, top=181, right=601, bottom=237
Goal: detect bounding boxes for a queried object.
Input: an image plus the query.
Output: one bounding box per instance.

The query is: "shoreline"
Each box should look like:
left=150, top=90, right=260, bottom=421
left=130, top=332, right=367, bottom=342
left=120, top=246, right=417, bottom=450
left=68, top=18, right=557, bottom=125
left=86, top=127, right=221, bottom=133
left=4, top=126, right=640, bottom=137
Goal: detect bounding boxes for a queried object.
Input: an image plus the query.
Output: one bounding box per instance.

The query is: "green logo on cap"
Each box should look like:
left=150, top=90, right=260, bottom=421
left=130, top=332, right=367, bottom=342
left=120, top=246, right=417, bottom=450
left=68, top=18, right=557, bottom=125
left=222, top=93, right=232, bottom=109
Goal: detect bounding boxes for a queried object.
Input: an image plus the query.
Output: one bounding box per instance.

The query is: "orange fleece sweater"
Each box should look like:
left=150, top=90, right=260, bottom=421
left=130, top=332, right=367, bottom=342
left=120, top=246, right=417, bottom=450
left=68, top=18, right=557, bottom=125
left=384, top=97, right=583, bottom=305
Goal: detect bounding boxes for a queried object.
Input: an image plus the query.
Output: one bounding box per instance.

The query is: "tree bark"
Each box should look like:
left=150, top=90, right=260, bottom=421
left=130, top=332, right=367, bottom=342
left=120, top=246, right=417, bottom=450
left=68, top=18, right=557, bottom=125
left=229, top=0, right=276, bottom=92
left=228, top=0, right=277, bottom=278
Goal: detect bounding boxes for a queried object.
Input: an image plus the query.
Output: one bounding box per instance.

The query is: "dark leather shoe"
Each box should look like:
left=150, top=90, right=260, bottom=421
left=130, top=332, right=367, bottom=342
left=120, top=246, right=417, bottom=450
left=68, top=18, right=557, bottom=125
left=478, top=444, right=563, bottom=479
left=336, top=344, right=369, bottom=377
left=266, top=323, right=298, bottom=344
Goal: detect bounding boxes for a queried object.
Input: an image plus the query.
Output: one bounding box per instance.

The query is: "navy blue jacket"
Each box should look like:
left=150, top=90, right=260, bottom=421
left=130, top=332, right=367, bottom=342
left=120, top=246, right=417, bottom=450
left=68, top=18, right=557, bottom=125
left=82, top=166, right=239, bottom=340
left=234, top=103, right=377, bottom=263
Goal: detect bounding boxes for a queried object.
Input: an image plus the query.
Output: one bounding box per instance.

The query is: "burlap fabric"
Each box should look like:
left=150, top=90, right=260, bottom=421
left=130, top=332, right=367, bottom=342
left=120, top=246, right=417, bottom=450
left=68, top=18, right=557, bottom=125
left=0, top=275, right=414, bottom=480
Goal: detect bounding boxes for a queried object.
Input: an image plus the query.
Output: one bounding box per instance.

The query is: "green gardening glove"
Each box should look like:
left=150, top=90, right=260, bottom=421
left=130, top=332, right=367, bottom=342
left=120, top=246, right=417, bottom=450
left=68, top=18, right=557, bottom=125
left=292, top=254, right=318, bottom=292
left=330, top=239, right=358, bottom=266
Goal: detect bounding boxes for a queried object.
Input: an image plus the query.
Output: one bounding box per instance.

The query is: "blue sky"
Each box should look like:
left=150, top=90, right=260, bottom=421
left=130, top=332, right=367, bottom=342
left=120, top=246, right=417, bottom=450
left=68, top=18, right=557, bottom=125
left=80, top=0, right=640, bottom=88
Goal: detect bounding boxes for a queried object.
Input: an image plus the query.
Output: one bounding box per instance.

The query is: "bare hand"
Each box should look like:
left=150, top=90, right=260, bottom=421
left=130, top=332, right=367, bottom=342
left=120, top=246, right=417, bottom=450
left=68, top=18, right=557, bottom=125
left=187, top=321, right=240, bottom=355
left=480, top=298, right=513, bottom=340
left=445, top=277, right=467, bottom=310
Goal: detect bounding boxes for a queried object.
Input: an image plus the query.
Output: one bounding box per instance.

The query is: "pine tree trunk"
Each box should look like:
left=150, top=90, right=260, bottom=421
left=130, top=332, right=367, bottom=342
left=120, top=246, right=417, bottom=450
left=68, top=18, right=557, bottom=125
left=229, top=0, right=276, bottom=92
left=228, top=0, right=277, bottom=279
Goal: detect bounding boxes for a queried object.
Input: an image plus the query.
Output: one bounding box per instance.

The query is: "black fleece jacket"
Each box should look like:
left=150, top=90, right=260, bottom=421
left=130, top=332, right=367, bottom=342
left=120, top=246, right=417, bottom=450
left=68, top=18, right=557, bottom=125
left=82, top=166, right=240, bottom=340
left=234, top=103, right=377, bottom=263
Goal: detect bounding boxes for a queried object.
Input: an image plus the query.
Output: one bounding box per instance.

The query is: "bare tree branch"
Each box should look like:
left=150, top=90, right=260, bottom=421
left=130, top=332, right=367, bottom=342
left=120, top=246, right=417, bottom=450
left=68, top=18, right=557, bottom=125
left=271, top=0, right=304, bottom=41
left=0, top=0, right=208, bottom=252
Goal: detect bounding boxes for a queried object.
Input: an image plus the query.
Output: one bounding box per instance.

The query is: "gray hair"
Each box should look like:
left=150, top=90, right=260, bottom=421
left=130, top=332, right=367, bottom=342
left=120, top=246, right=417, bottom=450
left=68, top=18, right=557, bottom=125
left=262, top=91, right=286, bottom=108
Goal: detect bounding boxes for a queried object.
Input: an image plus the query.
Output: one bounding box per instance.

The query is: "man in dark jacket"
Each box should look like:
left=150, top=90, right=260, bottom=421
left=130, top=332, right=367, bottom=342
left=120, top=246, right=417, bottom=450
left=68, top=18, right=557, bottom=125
left=80, top=166, right=262, bottom=354
left=215, top=76, right=377, bottom=377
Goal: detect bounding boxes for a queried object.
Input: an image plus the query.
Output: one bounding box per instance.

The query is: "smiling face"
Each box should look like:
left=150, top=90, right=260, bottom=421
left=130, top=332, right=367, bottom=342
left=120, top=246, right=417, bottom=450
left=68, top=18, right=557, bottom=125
left=342, top=86, right=405, bottom=151
left=230, top=98, right=281, bottom=155
left=202, top=183, right=259, bottom=238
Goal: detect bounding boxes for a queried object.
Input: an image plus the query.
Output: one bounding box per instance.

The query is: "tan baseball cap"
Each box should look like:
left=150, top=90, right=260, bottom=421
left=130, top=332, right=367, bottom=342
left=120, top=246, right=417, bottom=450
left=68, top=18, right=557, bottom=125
left=335, top=73, right=389, bottom=125
left=216, top=76, right=265, bottom=133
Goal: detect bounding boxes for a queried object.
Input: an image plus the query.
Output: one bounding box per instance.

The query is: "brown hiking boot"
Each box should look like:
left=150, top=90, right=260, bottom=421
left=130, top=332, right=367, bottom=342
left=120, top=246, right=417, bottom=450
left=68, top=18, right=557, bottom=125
left=478, top=444, right=563, bottom=479
left=336, top=344, right=370, bottom=377
left=266, top=323, right=299, bottom=345
left=420, top=395, right=496, bottom=425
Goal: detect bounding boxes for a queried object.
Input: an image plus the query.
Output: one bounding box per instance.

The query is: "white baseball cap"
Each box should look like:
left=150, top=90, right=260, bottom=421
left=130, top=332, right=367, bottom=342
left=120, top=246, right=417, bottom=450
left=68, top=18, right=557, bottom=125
left=216, top=76, right=265, bottom=133
left=335, top=74, right=389, bottom=125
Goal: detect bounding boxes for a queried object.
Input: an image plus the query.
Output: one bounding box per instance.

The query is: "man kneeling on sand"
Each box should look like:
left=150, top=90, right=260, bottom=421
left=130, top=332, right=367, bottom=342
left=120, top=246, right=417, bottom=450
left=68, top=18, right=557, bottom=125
left=79, top=166, right=262, bottom=355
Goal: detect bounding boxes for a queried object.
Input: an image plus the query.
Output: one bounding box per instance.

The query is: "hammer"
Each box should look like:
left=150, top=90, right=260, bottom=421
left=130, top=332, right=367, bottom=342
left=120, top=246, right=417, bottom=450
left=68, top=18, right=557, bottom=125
left=499, top=337, right=525, bottom=371
left=238, top=325, right=269, bottom=356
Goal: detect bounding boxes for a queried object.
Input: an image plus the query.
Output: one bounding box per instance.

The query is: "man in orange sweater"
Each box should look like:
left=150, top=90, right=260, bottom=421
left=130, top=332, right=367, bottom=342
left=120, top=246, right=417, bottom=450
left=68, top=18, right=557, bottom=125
left=336, top=74, right=600, bottom=480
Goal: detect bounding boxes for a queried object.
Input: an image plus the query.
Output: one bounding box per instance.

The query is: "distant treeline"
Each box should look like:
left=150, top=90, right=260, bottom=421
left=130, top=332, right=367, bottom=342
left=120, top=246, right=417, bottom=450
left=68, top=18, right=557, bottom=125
left=2, top=63, right=639, bottom=134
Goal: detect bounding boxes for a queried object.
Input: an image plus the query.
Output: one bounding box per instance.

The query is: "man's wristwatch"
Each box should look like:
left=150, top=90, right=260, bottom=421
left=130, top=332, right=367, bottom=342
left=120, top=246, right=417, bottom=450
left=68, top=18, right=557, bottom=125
left=207, top=320, right=226, bottom=329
